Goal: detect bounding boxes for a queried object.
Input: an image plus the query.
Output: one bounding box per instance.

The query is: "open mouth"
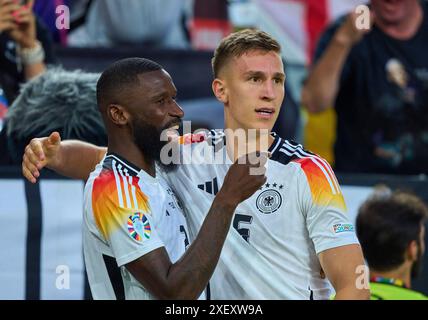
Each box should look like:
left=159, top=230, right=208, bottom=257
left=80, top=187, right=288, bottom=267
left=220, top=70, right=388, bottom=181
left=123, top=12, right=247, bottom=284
left=168, top=125, right=180, bottom=130
left=165, top=124, right=181, bottom=140
left=255, top=108, right=275, bottom=118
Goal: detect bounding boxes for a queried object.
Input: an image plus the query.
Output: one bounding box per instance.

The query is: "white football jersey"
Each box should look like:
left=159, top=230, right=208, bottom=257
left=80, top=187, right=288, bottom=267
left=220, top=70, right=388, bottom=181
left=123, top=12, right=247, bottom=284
left=83, top=153, right=193, bottom=300
left=164, top=131, right=360, bottom=300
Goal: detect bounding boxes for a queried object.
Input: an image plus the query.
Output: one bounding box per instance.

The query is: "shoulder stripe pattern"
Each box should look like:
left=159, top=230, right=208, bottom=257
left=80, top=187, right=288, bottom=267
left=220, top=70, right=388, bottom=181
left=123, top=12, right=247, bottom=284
left=118, top=164, right=132, bottom=208
left=108, top=154, right=140, bottom=175
left=109, top=156, right=148, bottom=211
left=92, top=156, right=150, bottom=240
left=279, top=140, right=341, bottom=195
left=112, top=160, right=124, bottom=207
left=129, top=175, right=139, bottom=210
left=272, top=138, right=346, bottom=211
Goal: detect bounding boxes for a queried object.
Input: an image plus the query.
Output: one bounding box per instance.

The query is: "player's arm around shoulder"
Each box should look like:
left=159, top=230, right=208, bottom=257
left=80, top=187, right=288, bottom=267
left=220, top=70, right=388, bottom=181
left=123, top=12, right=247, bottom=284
left=22, top=131, right=107, bottom=182
left=318, top=244, right=370, bottom=300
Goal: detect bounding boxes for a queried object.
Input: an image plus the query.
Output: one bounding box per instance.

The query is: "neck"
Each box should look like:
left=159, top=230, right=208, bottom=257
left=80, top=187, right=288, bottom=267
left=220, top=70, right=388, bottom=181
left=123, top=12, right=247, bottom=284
left=370, top=264, right=412, bottom=288
left=108, top=133, right=156, bottom=177
left=224, top=123, right=274, bottom=162
left=375, top=2, right=423, bottom=40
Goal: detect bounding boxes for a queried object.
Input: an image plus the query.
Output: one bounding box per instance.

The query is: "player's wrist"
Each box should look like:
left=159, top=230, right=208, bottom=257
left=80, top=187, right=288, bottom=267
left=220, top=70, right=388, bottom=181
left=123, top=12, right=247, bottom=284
left=45, top=144, right=63, bottom=171
left=214, top=190, right=239, bottom=212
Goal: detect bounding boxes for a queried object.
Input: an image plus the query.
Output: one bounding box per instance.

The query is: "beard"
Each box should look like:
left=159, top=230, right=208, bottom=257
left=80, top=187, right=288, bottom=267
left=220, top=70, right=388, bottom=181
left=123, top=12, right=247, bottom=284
left=411, top=241, right=424, bottom=279
left=132, top=118, right=181, bottom=173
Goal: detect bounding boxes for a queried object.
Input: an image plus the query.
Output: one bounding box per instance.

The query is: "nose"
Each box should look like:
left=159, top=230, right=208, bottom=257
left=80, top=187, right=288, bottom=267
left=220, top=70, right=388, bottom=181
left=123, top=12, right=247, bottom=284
left=261, top=81, right=276, bottom=101
left=171, top=100, right=184, bottom=119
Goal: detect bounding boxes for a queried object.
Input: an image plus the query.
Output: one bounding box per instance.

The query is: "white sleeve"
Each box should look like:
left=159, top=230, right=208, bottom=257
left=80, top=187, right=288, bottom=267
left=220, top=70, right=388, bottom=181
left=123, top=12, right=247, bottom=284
left=91, top=181, right=165, bottom=267
left=296, top=158, right=360, bottom=254
left=107, top=208, right=165, bottom=267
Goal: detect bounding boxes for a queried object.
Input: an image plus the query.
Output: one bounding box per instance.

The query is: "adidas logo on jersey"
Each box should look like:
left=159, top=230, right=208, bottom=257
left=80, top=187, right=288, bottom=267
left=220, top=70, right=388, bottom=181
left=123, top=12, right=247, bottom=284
left=197, top=177, right=219, bottom=195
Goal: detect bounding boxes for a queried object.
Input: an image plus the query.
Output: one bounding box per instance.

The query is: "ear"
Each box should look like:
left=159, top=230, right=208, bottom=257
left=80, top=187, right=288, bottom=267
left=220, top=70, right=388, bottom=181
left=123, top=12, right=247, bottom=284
left=407, top=240, right=419, bottom=262
left=107, top=104, right=129, bottom=125
left=212, top=78, right=228, bottom=104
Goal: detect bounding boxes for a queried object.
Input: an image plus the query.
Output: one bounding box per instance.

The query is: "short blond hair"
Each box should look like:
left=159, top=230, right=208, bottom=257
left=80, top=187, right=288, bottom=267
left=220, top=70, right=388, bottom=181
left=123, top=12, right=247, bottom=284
left=211, top=29, right=281, bottom=78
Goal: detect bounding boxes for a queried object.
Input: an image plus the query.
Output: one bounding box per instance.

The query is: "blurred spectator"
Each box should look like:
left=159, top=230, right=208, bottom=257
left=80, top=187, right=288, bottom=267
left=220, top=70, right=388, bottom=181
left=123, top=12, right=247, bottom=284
left=190, top=0, right=231, bottom=50
left=1, top=68, right=105, bottom=165
left=0, top=0, right=56, bottom=163
left=68, top=0, right=192, bottom=48
left=0, top=0, right=55, bottom=104
left=33, top=0, right=70, bottom=45
left=356, top=187, right=428, bottom=299
left=302, top=0, right=428, bottom=174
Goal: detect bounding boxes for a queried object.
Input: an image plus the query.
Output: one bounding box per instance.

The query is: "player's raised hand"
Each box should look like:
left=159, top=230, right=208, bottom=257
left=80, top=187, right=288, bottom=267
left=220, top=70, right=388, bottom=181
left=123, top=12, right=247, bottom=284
left=22, top=131, right=61, bottom=183
left=217, top=151, right=268, bottom=207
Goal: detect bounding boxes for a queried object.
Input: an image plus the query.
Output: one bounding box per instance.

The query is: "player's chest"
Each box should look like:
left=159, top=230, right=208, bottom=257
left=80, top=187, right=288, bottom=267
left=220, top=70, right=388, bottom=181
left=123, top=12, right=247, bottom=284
left=139, top=181, right=189, bottom=253
left=138, top=180, right=186, bottom=225
left=193, top=166, right=303, bottom=240
left=233, top=179, right=304, bottom=241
